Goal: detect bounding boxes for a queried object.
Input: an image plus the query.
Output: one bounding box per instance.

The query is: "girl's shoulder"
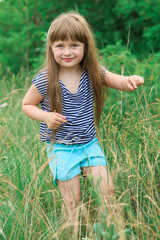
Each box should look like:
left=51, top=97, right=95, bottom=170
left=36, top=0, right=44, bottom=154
left=32, top=70, right=48, bottom=97
left=33, top=69, right=47, bottom=82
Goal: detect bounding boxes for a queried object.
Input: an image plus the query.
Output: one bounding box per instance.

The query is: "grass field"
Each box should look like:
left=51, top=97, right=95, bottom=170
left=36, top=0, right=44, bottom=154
left=0, top=58, right=160, bottom=239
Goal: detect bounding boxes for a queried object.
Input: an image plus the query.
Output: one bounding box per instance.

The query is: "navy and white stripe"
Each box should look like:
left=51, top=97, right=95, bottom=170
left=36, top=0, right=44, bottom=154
left=32, top=69, right=99, bottom=144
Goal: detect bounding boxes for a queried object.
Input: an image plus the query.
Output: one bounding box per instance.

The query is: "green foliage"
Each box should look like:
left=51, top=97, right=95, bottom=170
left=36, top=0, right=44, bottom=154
left=0, top=0, right=160, bottom=75
left=100, top=42, right=137, bottom=74
left=114, top=0, right=160, bottom=55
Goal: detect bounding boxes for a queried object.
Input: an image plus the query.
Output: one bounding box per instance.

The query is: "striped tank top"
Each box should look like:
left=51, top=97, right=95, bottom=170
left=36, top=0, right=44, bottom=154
left=32, top=69, right=100, bottom=144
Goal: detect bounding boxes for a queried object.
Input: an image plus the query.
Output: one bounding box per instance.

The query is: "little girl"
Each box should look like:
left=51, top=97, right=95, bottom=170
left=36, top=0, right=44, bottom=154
left=22, top=12, right=144, bottom=225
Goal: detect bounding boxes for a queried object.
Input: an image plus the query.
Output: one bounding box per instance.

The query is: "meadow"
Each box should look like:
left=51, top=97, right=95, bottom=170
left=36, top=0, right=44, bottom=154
left=0, top=51, right=160, bottom=239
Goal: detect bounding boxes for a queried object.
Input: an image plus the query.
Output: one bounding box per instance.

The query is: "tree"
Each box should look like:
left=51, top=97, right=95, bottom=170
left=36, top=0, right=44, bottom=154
left=114, top=0, right=160, bottom=55
left=0, top=0, right=160, bottom=75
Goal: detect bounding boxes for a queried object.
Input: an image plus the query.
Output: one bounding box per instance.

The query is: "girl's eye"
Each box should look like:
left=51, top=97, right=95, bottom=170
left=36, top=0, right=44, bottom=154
left=57, top=45, right=63, bottom=48
left=72, top=44, right=78, bottom=47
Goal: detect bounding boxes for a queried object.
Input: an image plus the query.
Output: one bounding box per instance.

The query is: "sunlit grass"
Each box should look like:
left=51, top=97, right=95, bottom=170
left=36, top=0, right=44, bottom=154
left=0, top=65, right=160, bottom=239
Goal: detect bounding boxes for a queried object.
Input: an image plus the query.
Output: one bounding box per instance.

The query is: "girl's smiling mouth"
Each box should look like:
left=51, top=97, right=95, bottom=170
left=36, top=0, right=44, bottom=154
left=62, top=58, right=73, bottom=62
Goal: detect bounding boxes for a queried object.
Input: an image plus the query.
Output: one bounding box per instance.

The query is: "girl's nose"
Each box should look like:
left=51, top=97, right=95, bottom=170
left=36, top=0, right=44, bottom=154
left=63, top=47, right=71, bottom=55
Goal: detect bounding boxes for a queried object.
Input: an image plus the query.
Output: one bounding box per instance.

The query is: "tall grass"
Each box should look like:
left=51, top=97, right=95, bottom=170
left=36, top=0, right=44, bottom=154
left=0, top=56, right=160, bottom=239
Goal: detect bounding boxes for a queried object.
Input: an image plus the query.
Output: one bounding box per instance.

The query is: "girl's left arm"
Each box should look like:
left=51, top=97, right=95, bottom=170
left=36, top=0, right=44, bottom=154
left=104, top=69, right=144, bottom=91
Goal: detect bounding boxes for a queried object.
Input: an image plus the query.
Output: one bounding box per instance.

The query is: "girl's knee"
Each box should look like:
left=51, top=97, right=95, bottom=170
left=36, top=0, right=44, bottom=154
left=64, top=191, right=81, bottom=208
left=64, top=195, right=81, bottom=215
left=69, top=194, right=81, bottom=205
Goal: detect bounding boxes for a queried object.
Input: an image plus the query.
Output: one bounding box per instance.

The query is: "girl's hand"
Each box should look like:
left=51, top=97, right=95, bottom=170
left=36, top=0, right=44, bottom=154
left=45, top=112, right=67, bottom=130
left=127, top=75, right=144, bottom=91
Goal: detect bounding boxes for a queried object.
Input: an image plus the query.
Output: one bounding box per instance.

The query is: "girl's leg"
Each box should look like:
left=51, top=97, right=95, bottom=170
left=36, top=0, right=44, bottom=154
left=57, top=174, right=81, bottom=225
left=81, top=165, right=114, bottom=207
left=81, top=166, right=126, bottom=239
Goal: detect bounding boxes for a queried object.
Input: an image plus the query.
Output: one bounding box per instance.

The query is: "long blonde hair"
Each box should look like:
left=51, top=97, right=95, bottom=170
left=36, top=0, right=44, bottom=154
left=46, top=12, right=105, bottom=126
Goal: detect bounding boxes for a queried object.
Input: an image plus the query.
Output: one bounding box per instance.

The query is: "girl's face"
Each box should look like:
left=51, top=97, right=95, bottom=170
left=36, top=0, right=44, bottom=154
left=52, top=40, right=84, bottom=70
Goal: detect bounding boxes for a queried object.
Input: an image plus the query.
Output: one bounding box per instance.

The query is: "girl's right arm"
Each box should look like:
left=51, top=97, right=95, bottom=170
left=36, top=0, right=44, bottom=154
left=22, top=84, right=67, bottom=130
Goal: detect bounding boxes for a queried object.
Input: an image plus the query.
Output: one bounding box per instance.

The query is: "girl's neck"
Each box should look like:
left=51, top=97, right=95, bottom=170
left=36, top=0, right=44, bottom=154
left=59, top=65, right=83, bottom=94
left=59, top=65, right=82, bottom=76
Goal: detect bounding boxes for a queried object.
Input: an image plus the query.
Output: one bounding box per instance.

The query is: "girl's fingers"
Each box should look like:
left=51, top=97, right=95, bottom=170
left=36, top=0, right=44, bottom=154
left=49, top=121, right=61, bottom=130
left=131, top=78, right=137, bottom=89
left=48, top=112, right=67, bottom=130
left=56, top=113, right=67, bottom=120
left=56, top=115, right=67, bottom=123
left=128, top=75, right=144, bottom=91
left=128, top=77, right=137, bottom=90
left=138, top=76, right=144, bottom=86
left=49, top=113, right=67, bottom=123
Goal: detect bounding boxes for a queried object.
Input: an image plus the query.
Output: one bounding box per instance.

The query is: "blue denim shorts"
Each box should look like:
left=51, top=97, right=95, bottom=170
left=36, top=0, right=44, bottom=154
left=47, top=137, right=108, bottom=185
